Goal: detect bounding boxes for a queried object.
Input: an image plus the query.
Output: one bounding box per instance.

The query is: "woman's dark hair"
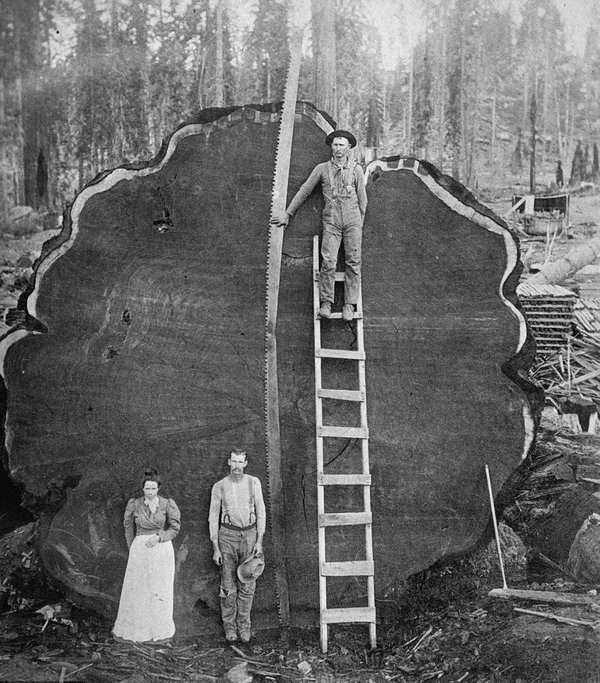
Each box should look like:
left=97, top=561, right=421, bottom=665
left=141, top=467, right=161, bottom=488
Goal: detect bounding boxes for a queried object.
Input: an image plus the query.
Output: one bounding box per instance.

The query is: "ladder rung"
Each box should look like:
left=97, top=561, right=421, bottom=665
left=314, top=272, right=348, bottom=282
left=318, top=389, right=365, bottom=401
left=321, top=606, right=376, bottom=624
left=318, top=426, right=369, bottom=439
left=321, top=561, right=374, bottom=576
left=316, top=348, right=365, bottom=360
left=318, top=473, right=371, bottom=486
left=319, top=512, right=372, bottom=527
left=326, top=312, right=363, bottom=320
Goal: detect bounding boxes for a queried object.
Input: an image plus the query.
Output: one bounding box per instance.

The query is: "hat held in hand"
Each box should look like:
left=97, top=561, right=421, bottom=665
left=237, top=555, right=265, bottom=583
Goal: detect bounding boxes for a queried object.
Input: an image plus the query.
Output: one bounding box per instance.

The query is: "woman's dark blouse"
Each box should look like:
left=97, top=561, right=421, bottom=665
left=123, top=496, right=181, bottom=548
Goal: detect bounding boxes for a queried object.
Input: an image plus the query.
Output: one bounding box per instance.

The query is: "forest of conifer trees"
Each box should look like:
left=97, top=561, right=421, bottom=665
left=1, top=0, right=599, bottom=219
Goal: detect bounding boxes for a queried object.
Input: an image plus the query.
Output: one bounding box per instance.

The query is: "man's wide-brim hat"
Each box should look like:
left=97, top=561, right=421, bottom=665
left=325, top=129, right=357, bottom=148
left=237, top=555, right=265, bottom=583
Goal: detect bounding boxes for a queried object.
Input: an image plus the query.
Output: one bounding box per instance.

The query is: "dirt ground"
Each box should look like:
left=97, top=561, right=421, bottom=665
left=2, top=192, right=600, bottom=681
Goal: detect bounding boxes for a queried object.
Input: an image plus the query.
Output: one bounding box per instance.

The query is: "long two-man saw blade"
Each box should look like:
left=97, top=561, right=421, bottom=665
left=264, top=28, right=303, bottom=628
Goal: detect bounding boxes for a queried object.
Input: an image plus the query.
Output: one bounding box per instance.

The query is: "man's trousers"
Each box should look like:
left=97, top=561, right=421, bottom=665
left=218, top=527, right=257, bottom=636
left=319, top=199, right=363, bottom=305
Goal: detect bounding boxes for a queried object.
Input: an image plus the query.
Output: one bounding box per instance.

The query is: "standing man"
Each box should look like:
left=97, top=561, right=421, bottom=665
left=556, top=160, right=564, bottom=189
left=272, top=129, right=367, bottom=322
left=209, top=448, right=266, bottom=643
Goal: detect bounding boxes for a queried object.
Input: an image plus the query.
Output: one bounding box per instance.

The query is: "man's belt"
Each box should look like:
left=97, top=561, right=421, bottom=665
left=220, top=522, right=257, bottom=532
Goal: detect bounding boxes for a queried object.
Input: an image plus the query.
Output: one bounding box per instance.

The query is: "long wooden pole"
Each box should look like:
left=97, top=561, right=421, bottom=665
left=485, top=464, right=508, bottom=590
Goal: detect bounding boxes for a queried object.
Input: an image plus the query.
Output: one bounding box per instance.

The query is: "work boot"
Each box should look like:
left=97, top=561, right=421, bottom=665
left=239, top=631, right=251, bottom=643
left=342, top=304, right=354, bottom=322
left=319, top=301, right=332, bottom=318
left=225, top=631, right=237, bottom=642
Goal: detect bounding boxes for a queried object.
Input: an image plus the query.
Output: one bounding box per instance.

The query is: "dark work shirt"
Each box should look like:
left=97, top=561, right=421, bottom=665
left=286, top=159, right=367, bottom=218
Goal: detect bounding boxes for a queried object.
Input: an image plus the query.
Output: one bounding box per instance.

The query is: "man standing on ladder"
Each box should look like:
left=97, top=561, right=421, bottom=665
left=272, top=130, right=367, bottom=322
left=209, top=448, right=266, bottom=644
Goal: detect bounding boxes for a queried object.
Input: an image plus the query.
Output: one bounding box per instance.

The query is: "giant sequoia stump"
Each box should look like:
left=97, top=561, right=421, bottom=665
left=0, top=104, right=537, bottom=632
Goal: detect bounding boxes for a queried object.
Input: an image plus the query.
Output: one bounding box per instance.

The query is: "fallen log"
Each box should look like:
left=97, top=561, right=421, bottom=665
left=0, top=104, right=538, bottom=631
left=526, top=235, right=600, bottom=286
left=489, top=587, right=600, bottom=607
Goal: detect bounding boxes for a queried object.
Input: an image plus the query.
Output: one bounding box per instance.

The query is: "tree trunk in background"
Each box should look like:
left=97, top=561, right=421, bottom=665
left=522, top=69, right=529, bottom=137
left=465, top=38, right=483, bottom=187
left=20, top=0, right=49, bottom=209
left=564, top=81, right=573, bottom=179
left=567, top=101, right=576, bottom=181
left=0, top=73, right=8, bottom=224
left=553, top=81, right=564, bottom=163
left=437, top=21, right=446, bottom=168
left=407, top=49, right=413, bottom=154
left=132, top=0, right=150, bottom=158
left=459, top=33, right=468, bottom=183
left=197, top=47, right=207, bottom=109
left=490, top=81, right=497, bottom=177
left=215, top=0, right=224, bottom=106
left=109, top=0, right=125, bottom=164
left=529, top=73, right=537, bottom=194
left=541, top=51, right=549, bottom=179
left=11, top=7, right=25, bottom=206
left=311, top=0, right=336, bottom=120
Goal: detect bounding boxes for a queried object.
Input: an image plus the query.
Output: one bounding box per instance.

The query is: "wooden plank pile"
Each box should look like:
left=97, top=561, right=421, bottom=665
left=517, top=282, right=577, bottom=356
left=574, top=298, right=600, bottom=336
left=518, top=284, right=600, bottom=428
left=527, top=306, right=600, bottom=411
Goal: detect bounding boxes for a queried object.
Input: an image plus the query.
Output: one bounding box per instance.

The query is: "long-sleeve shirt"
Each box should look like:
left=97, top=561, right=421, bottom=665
left=123, top=496, right=181, bottom=548
left=208, top=474, right=266, bottom=542
left=285, top=159, right=367, bottom=218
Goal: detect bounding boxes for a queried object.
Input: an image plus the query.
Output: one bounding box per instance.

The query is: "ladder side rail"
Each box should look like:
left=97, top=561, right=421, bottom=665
left=313, top=237, right=324, bottom=475
left=313, top=235, right=329, bottom=653
left=356, top=279, right=377, bottom=649
left=356, top=277, right=369, bottom=474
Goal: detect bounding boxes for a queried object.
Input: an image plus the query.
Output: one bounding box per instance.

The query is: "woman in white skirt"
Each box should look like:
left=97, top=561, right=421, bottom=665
left=113, top=468, right=181, bottom=643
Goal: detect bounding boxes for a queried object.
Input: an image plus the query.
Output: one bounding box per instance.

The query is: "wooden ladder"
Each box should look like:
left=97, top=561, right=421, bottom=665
left=312, top=235, right=377, bottom=654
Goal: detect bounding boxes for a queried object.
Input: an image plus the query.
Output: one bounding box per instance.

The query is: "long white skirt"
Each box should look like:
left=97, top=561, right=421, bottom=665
left=112, top=535, right=175, bottom=642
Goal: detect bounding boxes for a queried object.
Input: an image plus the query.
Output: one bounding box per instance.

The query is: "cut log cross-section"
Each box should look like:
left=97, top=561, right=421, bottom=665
left=0, top=108, right=537, bottom=634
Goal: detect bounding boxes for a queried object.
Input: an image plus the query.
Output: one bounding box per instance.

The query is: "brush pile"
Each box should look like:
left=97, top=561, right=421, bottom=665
left=530, top=333, right=600, bottom=409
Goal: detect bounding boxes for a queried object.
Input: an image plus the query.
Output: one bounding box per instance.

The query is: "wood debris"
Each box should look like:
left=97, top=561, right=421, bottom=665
left=530, top=335, right=600, bottom=407
left=514, top=607, right=600, bottom=630
left=488, top=587, right=600, bottom=605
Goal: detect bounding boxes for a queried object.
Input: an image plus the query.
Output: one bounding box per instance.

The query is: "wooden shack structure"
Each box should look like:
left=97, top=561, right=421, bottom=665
left=0, top=103, right=538, bottom=633
left=510, top=193, right=570, bottom=236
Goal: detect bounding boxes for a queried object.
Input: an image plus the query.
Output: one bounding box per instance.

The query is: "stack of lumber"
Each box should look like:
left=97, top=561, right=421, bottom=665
left=517, top=282, right=577, bottom=356
left=518, top=284, right=600, bottom=411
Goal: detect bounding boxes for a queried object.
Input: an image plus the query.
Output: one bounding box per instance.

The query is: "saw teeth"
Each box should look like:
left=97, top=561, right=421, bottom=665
left=263, top=28, right=303, bottom=629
